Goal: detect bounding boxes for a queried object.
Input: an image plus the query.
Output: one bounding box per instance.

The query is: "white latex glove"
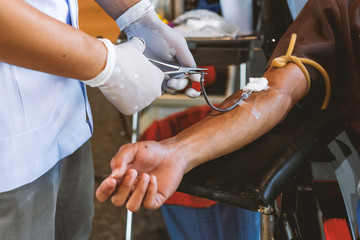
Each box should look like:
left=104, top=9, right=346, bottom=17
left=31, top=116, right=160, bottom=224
left=116, top=0, right=201, bottom=98
left=82, top=38, right=164, bottom=115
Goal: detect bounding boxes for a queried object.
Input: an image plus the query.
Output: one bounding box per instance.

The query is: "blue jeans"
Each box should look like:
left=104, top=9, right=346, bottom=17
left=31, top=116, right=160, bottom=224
left=162, top=203, right=260, bottom=240
left=0, top=141, right=94, bottom=240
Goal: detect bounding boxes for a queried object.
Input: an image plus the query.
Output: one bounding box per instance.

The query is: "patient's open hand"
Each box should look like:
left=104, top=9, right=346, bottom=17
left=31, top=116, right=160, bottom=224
left=95, top=140, right=187, bottom=212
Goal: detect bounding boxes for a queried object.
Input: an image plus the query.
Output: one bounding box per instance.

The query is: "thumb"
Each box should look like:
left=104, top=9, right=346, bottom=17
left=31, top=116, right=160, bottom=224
left=121, top=37, right=146, bottom=53
left=176, top=47, right=196, bottom=68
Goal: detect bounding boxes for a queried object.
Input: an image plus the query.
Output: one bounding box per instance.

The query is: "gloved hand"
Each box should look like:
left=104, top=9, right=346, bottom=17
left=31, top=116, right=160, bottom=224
left=82, top=37, right=164, bottom=115
left=116, top=0, right=201, bottom=98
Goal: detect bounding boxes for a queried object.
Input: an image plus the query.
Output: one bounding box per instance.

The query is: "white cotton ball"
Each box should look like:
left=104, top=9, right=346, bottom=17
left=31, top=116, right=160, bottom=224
left=242, top=77, right=269, bottom=92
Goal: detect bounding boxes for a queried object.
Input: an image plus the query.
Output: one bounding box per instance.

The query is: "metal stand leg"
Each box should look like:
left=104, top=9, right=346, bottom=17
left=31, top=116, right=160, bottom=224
left=260, top=206, right=275, bottom=240
left=125, top=112, right=140, bottom=240
left=125, top=210, right=133, bottom=240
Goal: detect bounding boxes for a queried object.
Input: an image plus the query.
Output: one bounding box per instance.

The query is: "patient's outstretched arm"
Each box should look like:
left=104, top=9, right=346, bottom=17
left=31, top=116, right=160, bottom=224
left=96, top=63, right=308, bottom=212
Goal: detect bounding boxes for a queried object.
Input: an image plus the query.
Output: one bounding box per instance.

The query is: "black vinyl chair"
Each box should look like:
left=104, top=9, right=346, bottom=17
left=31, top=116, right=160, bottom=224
left=177, top=106, right=348, bottom=239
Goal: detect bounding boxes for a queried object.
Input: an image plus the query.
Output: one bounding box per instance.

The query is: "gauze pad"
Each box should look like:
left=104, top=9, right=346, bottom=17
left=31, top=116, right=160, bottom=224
left=242, top=77, right=269, bottom=92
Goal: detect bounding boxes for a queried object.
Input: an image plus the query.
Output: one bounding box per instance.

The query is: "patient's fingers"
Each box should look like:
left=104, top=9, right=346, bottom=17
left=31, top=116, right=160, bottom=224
left=96, top=178, right=117, bottom=202
left=126, top=173, right=150, bottom=212
left=111, top=169, right=138, bottom=207
left=143, top=176, right=158, bottom=210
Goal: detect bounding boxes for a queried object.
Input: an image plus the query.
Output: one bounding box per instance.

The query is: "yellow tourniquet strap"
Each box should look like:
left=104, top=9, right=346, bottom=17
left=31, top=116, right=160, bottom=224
left=270, top=33, right=331, bottom=109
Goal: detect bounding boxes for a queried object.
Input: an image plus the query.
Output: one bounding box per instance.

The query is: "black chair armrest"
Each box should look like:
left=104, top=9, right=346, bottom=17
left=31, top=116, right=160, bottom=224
left=178, top=107, right=346, bottom=211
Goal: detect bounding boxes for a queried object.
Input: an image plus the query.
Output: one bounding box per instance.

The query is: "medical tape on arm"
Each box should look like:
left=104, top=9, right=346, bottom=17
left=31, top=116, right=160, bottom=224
left=233, top=77, right=269, bottom=119
left=234, top=87, right=289, bottom=119
left=236, top=100, right=262, bottom=119
left=232, top=77, right=289, bottom=119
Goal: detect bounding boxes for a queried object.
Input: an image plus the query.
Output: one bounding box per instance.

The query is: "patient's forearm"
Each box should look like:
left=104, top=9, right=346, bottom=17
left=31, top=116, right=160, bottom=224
left=163, top=63, right=308, bottom=172
left=0, top=0, right=106, bottom=80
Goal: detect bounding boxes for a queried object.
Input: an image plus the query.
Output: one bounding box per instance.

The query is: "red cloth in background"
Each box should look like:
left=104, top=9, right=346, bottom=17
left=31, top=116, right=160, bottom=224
left=140, top=105, right=218, bottom=208
left=323, top=218, right=352, bottom=240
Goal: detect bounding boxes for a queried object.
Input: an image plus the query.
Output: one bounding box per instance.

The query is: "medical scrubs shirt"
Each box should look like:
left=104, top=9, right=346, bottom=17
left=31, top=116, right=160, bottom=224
left=0, top=0, right=93, bottom=192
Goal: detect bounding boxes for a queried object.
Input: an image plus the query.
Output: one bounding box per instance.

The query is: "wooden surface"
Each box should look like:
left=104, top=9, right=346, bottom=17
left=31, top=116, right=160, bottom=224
left=78, top=0, right=120, bottom=43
